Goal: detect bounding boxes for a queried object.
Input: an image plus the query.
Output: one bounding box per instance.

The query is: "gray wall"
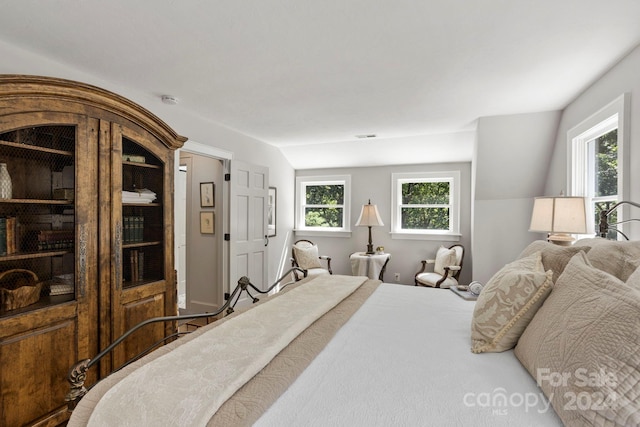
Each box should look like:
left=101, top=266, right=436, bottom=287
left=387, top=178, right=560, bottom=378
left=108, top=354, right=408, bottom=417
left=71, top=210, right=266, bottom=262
left=296, top=162, right=472, bottom=286
left=544, top=44, right=640, bottom=239
left=472, top=111, right=561, bottom=284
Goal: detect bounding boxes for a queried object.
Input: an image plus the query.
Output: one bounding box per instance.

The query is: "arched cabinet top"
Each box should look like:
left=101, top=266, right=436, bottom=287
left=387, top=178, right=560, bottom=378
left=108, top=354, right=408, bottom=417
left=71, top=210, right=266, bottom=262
left=0, top=75, right=187, bottom=150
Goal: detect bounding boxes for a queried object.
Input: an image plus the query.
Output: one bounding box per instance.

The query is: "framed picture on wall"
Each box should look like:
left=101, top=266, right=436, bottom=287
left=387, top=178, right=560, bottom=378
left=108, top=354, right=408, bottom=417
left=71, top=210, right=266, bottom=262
left=200, top=211, right=214, bottom=234
left=200, top=182, right=214, bottom=207
left=267, top=187, right=276, bottom=237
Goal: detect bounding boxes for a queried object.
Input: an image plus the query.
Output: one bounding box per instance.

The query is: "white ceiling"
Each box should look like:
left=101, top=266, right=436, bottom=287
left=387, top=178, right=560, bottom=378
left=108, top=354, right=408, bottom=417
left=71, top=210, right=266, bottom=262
left=1, top=0, right=639, bottom=169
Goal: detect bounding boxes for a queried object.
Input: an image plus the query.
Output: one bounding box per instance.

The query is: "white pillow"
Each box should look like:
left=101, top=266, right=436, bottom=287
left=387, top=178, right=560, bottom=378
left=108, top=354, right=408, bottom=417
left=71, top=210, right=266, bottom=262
left=293, top=245, right=322, bottom=270
left=434, top=246, right=457, bottom=275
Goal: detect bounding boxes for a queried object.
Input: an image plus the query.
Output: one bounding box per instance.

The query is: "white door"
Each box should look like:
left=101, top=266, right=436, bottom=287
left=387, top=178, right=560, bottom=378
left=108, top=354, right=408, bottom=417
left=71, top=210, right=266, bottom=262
left=229, top=160, right=269, bottom=308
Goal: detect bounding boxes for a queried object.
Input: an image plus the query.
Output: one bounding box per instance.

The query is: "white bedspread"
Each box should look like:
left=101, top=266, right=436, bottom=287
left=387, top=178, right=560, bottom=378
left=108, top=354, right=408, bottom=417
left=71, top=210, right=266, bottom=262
left=256, top=284, right=563, bottom=427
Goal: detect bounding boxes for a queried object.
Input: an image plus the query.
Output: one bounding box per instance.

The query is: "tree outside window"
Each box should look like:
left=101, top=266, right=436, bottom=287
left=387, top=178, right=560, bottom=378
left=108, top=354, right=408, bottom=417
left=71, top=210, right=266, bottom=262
left=591, top=128, right=618, bottom=239
left=401, top=181, right=450, bottom=230
left=295, top=175, right=351, bottom=233
left=304, top=184, right=344, bottom=228
left=391, top=171, right=460, bottom=238
left=569, top=95, right=628, bottom=241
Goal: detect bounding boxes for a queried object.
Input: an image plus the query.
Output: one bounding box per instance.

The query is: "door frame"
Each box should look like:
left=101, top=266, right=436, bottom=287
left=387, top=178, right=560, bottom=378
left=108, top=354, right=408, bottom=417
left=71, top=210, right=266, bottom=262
left=176, top=141, right=232, bottom=309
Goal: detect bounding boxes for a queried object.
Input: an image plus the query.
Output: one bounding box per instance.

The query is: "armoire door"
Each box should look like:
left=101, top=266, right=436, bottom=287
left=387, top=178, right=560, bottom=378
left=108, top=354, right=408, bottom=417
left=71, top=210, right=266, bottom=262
left=0, top=112, right=98, bottom=426
left=106, top=122, right=176, bottom=371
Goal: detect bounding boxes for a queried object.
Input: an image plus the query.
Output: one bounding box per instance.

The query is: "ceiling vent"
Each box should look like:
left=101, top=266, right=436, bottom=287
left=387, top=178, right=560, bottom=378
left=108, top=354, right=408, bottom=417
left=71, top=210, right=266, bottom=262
left=355, top=134, right=377, bottom=139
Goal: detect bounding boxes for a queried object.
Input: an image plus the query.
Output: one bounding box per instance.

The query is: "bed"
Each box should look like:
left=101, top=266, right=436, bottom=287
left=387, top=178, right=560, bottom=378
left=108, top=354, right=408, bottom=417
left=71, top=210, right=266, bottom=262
left=67, top=239, right=640, bottom=427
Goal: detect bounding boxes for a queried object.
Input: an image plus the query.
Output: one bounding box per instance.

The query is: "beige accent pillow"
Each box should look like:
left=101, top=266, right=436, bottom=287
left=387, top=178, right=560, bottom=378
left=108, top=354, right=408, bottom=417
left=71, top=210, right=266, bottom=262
left=471, top=252, right=553, bottom=353
left=434, top=246, right=457, bottom=275
left=293, top=245, right=322, bottom=270
left=514, top=252, right=640, bottom=427
left=575, top=238, right=640, bottom=282
left=518, top=240, right=590, bottom=282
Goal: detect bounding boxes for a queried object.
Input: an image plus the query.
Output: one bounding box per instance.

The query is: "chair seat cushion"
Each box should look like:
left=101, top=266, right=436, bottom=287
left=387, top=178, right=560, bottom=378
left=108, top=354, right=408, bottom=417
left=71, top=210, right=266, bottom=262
left=416, top=272, right=458, bottom=288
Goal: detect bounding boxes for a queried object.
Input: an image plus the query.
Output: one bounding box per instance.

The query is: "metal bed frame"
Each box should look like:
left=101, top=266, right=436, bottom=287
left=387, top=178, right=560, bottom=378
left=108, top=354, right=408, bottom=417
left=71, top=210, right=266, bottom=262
left=598, top=200, right=640, bottom=240
left=65, top=267, right=307, bottom=410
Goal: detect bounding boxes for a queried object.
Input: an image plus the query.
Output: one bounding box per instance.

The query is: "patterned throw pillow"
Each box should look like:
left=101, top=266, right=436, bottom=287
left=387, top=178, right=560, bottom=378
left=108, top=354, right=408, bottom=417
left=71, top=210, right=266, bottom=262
left=471, top=252, right=553, bottom=353
left=514, top=252, right=640, bottom=426
left=293, top=245, right=322, bottom=270
left=434, top=246, right=457, bottom=275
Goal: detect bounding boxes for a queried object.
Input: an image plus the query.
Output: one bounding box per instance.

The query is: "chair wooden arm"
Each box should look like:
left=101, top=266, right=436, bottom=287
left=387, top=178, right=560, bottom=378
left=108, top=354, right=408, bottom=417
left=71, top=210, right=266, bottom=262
left=415, top=259, right=433, bottom=277
left=439, top=265, right=460, bottom=284
left=319, top=256, right=333, bottom=274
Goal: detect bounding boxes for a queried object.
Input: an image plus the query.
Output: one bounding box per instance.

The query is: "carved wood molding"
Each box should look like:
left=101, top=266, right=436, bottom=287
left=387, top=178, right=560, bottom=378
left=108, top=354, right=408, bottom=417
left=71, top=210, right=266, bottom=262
left=0, top=75, right=187, bottom=150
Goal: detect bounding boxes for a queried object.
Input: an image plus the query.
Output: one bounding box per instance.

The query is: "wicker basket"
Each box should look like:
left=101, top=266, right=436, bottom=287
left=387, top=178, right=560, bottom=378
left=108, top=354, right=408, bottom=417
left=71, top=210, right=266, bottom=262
left=0, top=269, right=41, bottom=311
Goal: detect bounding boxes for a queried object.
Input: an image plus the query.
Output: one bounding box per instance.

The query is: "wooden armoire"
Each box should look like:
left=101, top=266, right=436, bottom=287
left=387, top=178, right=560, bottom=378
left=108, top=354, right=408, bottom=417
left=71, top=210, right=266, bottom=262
left=0, top=75, right=186, bottom=426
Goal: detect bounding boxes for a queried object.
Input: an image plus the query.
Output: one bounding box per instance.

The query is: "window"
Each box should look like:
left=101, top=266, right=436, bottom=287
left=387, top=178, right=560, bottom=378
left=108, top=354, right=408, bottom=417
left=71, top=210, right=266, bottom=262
left=391, top=171, right=460, bottom=240
left=295, top=175, right=351, bottom=236
left=569, top=94, right=629, bottom=239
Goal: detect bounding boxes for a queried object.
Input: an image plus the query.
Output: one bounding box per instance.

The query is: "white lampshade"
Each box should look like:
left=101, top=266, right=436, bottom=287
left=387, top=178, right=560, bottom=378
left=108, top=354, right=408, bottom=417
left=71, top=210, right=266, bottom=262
left=530, top=196, right=588, bottom=244
left=355, top=201, right=384, bottom=227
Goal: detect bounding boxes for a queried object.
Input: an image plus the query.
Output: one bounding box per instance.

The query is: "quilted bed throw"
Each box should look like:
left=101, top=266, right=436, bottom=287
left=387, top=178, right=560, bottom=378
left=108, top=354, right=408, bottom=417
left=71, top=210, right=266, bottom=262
left=87, top=275, right=367, bottom=426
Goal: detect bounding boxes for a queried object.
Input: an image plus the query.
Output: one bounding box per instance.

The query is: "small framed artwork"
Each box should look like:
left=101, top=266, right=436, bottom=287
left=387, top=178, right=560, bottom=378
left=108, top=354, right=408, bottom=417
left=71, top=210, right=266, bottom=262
left=200, top=182, right=215, bottom=207
left=200, top=211, right=215, bottom=234
left=267, top=187, right=277, bottom=237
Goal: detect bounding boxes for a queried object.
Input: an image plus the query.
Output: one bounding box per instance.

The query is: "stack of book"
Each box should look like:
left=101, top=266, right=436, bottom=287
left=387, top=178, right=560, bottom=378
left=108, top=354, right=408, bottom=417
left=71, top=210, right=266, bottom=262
left=37, top=229, right=74, bottom=251
left=123, top=216, right=144, bottom=243
left=0, top=217, right=18, bottom=256
left=129, top=249, right=144, bottom=283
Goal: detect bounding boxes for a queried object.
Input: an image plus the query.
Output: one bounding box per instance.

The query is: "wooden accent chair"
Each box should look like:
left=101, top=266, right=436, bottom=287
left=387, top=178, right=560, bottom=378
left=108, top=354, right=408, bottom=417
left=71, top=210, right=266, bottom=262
left=291, top=239, right=333, bottom=281
left=414, top=244, right=464, bottom=288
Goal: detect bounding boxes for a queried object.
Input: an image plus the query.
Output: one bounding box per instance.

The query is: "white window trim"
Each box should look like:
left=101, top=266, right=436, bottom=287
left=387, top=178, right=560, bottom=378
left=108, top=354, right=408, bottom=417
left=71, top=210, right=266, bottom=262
left=567, top=93, right=630, bottom=238
left=390, top=171, right=461, bottom=241
left=294, top=175, right=352, bottom=237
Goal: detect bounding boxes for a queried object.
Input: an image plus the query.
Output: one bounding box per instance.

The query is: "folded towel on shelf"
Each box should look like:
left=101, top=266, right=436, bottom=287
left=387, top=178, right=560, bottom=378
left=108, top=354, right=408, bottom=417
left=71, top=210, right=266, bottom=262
left=122, top=189, right=156, bottom=204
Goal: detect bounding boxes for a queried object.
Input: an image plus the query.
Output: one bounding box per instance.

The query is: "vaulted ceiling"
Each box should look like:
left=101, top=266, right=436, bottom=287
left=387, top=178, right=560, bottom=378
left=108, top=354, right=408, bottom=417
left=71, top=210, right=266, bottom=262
left=1, top=1, right=639, bottom=168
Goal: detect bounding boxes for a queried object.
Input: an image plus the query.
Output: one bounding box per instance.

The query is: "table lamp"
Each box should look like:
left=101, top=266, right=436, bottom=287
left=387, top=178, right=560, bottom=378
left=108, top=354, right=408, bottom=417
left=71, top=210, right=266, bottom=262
left=355, top=199, right=384, bottom=254
left=529, top=196, right=588, bottom=245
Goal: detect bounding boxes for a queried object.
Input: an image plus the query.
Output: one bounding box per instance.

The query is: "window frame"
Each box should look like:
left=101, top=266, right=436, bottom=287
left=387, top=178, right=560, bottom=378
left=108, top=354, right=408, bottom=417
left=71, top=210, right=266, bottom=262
left=295, top=175, right=352, bottom=237
left=391, top=171, right=461, bottom=241
left=567, top=93, right=630, bottom=239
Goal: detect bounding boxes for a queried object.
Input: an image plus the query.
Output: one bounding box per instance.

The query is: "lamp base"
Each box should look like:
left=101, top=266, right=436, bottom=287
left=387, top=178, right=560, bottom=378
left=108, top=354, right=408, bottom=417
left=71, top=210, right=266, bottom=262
left=365, top=226, right=375, bottom=254
left=547, top=233, right=575, bottom=246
